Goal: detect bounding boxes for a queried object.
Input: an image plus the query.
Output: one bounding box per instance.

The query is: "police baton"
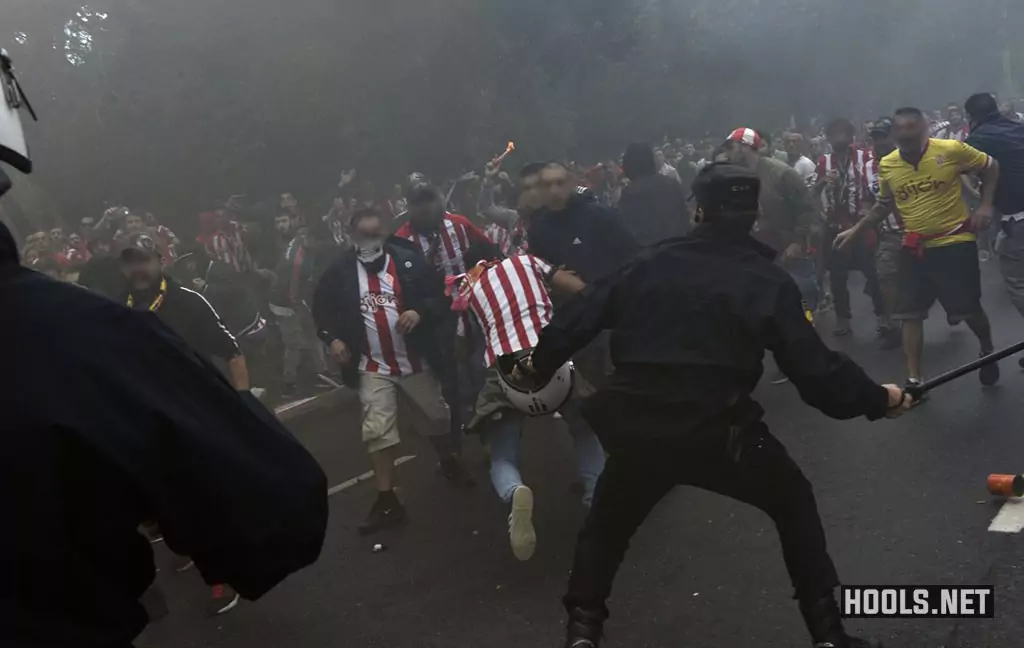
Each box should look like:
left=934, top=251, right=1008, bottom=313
left=905, top=339, right=1024, bottom=401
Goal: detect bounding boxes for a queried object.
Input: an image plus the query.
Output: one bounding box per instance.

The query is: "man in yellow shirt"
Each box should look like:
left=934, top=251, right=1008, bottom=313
left=835, top=107, right=1000, bottom=391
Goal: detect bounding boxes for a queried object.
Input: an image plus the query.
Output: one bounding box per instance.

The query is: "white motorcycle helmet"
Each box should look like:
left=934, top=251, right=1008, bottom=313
left=496, top=354, right=575, bottom=417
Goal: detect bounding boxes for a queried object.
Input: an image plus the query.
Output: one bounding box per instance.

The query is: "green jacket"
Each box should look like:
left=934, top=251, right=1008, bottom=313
left=753, top=156, right=818, bottom=253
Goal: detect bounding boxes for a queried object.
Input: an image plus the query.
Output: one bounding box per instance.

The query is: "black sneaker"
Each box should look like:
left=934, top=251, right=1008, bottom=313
left=438, top=457, right=476, bottom=489
left=564, top=607, right=605, bottom=648
left=801, top=593, right=882, bottom=648
left=205, top=584, right=241, bottom=617
left=358, top=491, right=407, bottom=536
left=979, top=351, right=1000, bottom=386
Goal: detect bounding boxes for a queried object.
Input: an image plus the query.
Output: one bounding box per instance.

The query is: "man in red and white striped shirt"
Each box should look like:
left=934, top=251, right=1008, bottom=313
left=396, top=184, right=492, bottom=419
left=312, top=207, right=473, bottom=535
left=813, top=118, right=884, bottom=336
left=453, top=241, right=605, bottom=562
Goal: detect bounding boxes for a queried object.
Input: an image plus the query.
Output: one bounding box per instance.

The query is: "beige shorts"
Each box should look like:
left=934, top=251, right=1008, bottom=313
left=358, top=370, right=451, bottom=453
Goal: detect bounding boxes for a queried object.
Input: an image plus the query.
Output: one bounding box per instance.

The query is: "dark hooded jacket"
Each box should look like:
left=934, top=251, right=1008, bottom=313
left=527, top=189, right=639, bottom=285
left=311, top=235, right=456, bottom=390
left=618, top=143, right=691, bottom=245
left=0, top=221, right=327, bottom=648
left=966, top=114, right=1024, bottom=215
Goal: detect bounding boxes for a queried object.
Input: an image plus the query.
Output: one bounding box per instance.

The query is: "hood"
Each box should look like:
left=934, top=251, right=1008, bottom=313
left=0, top=220, right=19, bottom=267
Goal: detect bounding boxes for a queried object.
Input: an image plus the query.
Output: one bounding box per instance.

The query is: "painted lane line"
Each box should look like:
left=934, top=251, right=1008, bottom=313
left=988, top=497, right=1024, bottom=533
left=274, top=395, right=319, bottom=416
left=327, top=455, right=418, bottom=496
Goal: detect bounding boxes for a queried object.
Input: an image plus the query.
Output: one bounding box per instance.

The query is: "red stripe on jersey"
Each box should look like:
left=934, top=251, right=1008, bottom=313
left=509, top=255, right=546, bottom=334
left=478, top=272, right=514, bottom=357
left=493, top=261, right=532, bottom=351
left=439, top=224, right=458, bottom=272
left=369, top=259, right=402, bottom=376
left=467, top=289, right=497, bottom=367
left=390, top=261, right=423, bottom=373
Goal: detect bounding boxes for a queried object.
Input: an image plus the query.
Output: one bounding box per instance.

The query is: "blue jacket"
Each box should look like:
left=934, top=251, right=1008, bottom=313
left=966, top=116, right=1024, bottom=215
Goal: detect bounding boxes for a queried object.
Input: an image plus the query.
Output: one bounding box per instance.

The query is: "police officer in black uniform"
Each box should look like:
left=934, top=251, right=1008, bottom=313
left=522, top=162, right=913, bottom=648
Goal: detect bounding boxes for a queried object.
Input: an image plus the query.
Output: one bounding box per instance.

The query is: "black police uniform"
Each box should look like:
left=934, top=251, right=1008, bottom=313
left=530, top=163, right=890, bottom=648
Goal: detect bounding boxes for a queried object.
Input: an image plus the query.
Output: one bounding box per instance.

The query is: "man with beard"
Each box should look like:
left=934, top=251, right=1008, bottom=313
left=313, top=207, right=470, bottom=532
left=120, top=232, right=254, bottom=615
left=861, top=118, right=904, bottom=349
left=618, top=143, right=690, bottom=246
left=270, top=214, right=330, bottom=398
left=520, top=162, right=912, bottom=648
left=722, top=128, right=819, bottom=319
left=933, top=103, right=971, bottom=142
left=527, top=161, right=639, bottom=392
left=812, top=118, right=883, bottom=337
left=965, top=93, right=1024, bottom=367
left=835, top=107, right=1000, bottom=392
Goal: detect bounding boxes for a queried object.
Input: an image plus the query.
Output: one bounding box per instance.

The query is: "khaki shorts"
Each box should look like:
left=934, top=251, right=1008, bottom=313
left=358, top=370, right=451, bottom=453
left=875, top=231, right=903, bottom=281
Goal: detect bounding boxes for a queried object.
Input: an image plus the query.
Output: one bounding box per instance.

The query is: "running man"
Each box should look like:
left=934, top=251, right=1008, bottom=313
left=451, top=241, right=605, bottom=561
left=835, top=107, right=1001, bottom=391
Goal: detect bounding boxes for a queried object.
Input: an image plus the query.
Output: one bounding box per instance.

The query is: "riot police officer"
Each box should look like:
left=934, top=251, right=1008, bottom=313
left=522, top=162, right=913, bottom=648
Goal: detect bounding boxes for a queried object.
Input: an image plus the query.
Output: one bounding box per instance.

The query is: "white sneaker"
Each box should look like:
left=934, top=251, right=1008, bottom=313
left=508, top=485, right=536, bottom=561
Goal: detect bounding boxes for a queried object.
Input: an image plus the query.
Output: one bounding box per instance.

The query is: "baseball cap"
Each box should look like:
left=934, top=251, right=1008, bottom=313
left=724, top=127, right=763, bottom=150
left=120, top=232, right=161, bottom=261
left=691, top=162, right=760, bottom=215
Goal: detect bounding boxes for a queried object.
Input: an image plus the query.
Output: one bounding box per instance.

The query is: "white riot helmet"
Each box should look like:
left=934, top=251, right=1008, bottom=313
left=496, top=355, right=575, bottom=417
left=0, top=48, right=36, bottom=178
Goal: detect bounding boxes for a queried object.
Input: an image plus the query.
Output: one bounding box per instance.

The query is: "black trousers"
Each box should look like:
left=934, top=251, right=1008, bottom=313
left=824, top=227, right=883, bottom=320
left=564, top=395, right=840, bottom=618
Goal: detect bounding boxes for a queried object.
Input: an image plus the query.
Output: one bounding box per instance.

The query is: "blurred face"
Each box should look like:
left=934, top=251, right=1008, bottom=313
left=125, top=214, right=144, bottom=231
left=274, top=214, right=293, bottom=236
left=94, top=240, right=111, bottom=256
left=539, top=165, right=573, bottom=211
left=683, top=143, right=696, bottom=157
left=723, top=141, right=754, bottom=167
left=408, top=195, right=444, bottom=231
left=49, top=228, right=63, bottom=241
left=352, top=215, right=385, bottom=260
left=518, top=173, right=543, bottom=213
left=783, top=135, right=802, bottom=157
left=948, top=107, right=963, bottom=125
left=893, top=114, right=927, bottom=152
left=123, top=255, right=162, bottom=291
left=68, top=233, right=83, bottom=248
left=871, top=132, right=896, bottom=157
left=827, top=127, right=853, bottom=151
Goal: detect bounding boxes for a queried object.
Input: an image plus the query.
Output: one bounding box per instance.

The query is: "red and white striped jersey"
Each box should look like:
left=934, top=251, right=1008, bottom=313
left=357, top=255, right=423, bottom=377
left=395, top=213, right=491, bottom=279
left=862, top=153, right=903, bottom=233
left=816, top=149, right=868, bottom=225
left=206, top=227, right=254, bottom=273
left=465, top=254, right=554, bottom=367
left=396, top=212, right=491, bottom=335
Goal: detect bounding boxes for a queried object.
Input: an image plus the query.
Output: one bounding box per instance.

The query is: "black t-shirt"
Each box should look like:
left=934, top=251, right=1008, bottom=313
left=128, top=277, right=240, bottom=361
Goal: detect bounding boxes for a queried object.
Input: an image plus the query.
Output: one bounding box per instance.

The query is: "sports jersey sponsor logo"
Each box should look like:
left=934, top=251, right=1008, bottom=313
left=361, top=292, right=397, bottom=313
left=894, top=177, right=947, bottom=202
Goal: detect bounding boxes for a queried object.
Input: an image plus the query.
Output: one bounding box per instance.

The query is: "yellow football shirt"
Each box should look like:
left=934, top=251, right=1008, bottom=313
left=877, top=138, right=991, bottom=248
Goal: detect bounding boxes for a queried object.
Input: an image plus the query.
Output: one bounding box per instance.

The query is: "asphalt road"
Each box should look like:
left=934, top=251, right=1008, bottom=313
left=141, top=261, right=1024, bottom=648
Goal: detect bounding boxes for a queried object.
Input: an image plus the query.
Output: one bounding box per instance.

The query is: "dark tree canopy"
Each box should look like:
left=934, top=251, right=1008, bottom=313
left=4, top=0, right=1021, bottom=231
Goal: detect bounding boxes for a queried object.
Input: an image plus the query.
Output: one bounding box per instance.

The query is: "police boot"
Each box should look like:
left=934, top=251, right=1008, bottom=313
left=799, top=592, right=882, bottom=648
left=563, top=607, right=605, bottom=648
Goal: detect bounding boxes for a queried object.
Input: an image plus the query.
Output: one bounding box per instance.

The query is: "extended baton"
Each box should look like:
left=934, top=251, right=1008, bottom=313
left=905, top=339, right=1024, bottom=400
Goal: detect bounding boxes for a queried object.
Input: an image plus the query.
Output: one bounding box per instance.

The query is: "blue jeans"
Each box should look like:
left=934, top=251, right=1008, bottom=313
left=784, top=256, right=820, bottom=312
left=482, top=402, right=605, bottom=508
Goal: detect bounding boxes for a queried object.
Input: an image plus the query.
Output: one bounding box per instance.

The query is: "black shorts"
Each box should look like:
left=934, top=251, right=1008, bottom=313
left=894, top=240, right=982, bottom=320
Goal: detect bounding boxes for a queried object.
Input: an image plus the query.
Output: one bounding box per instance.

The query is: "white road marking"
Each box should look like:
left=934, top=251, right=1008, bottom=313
left=274, top=395, right=319, bottom=416
left=988, top=497, right=1024, bottom=533
left=327, top=455, right=418, bottom=496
